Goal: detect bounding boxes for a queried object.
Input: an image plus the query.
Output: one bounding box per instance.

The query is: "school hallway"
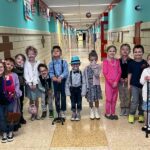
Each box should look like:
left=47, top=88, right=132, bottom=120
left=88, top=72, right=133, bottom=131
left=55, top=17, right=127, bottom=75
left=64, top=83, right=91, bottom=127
left=1, top=0, right=150, bottom=150
left=0, top=48, right=149, bottom=150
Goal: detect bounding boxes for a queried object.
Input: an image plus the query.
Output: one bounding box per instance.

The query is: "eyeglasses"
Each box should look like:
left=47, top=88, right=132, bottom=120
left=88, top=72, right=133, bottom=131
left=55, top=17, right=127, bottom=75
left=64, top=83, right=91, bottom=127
left=40, top=69, right=47, bottom=73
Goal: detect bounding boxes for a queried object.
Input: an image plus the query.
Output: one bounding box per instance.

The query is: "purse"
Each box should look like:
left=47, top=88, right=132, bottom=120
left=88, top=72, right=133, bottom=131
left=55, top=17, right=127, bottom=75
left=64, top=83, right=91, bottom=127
left=7, top=96, right=21, bottom=124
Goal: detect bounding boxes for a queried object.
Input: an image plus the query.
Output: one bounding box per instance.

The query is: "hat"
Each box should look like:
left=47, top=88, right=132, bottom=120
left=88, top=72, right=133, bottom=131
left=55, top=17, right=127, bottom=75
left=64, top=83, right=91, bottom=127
left=70, top=56, right=81, bottom=65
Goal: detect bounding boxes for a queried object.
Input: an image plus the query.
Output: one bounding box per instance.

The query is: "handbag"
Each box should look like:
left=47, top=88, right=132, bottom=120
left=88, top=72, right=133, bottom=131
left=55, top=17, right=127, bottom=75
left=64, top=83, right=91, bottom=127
left=7, top=96, right=21, bottom=124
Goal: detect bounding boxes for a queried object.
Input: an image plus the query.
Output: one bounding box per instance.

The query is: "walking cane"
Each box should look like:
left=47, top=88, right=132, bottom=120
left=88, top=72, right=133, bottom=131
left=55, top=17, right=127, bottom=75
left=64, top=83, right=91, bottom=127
left=146, top=81, right=150, bottom=138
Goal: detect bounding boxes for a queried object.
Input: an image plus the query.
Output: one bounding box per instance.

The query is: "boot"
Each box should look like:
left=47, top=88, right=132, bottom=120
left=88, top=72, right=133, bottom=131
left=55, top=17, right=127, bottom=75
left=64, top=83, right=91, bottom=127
left=20, top=116, right=27, bottom=124
left=128, top=114, right=134, bottom=124
left=120, top=108, right=125, bottom=116
left=95, top=107, right=100, bottom=119
left=90, top=108, right=95, bottom=120
left=138, top=115, right=144, bottom=123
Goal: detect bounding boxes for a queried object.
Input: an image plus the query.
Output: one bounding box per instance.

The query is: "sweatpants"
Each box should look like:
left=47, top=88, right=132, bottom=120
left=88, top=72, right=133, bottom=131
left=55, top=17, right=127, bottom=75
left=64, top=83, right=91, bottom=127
left=105, top=81, right=118, bottom=115
left=41, top=91, right=53, bottom=112
left=118, top=82, right=130, bottom=109
left=129, top=86, right=144, bottom=116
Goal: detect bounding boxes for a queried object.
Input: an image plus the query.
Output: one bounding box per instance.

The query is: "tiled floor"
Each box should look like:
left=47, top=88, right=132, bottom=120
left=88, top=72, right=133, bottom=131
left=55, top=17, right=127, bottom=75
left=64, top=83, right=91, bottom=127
left=0, top=48, right=150, bottom=150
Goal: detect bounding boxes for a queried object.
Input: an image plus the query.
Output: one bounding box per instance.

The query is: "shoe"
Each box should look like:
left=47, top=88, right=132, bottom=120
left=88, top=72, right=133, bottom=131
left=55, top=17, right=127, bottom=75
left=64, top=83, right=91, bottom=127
left=75, top=112, right=81, bottom=121
left=138, top=115, right=144, bottom=123
left=41, top=111, right=47, bottom=119
left=95, top=108, right=100, bottom=119
left=111, top=115, right=119, bottom=120
left=71, top=112, right=76, bottom=121
left=90, top=108, right=95, bottom=120
left=20, top=116, right=27, bottom=124
left=49, top=110, right=54, bottom=118
left=31, top=115, right=35, bottom=121
left=61, top=111, right=66, bottom=119
left=7, top=132, right=14, bottom=142
left=105, top=114, right=113, bottom=120
left=35, top=115, right=41, bottom=120
left=1, top=133, right=7, bottom=143
left=128, top=115, right=134, bottom=123
left=141, top=125, right=150, bottom=133
left=120, top=108, right=125, bottom=116
left=124, top=108, right=129, bottom=116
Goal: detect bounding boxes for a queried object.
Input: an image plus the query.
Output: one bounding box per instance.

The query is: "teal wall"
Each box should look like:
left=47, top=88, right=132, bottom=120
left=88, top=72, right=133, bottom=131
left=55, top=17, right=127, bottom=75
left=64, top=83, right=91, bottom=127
left=0, top=0, right=49, bottom=31
left=108, top=0, right=150, bottom=30
left=49, top=17, right=57, bottom=33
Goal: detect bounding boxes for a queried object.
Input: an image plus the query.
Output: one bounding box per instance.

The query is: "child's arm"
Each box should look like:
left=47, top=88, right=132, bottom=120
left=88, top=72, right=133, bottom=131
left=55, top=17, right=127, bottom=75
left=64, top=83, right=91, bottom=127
left=13, top=73, right=22, bottom=97
left=81, top=71, right=87, bottom=96
left=140, top=69, right=147, bottom=85
left=128, top=73, right=132, bottom=90
left=59, top=60, right=69, bottom=79
left=114, top=60, right=122, bottom=83
left=102, top=60, right=113, bottom=86
left=24, top=62, right=31, bottom=85
left=38, top=79, right=45, bottom=93
left=65, top=72, right=71, bottom=96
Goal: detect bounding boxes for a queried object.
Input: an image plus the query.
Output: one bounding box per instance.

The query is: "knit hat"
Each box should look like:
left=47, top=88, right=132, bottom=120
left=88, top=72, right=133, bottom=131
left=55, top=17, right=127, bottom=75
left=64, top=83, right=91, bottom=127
left=70, top=56, right=81, bottom=65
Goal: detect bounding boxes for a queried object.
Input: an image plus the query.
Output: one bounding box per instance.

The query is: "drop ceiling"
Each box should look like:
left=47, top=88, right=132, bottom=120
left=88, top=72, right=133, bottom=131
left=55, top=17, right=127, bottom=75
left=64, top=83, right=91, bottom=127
left=43, top=0, right=113, bottom=30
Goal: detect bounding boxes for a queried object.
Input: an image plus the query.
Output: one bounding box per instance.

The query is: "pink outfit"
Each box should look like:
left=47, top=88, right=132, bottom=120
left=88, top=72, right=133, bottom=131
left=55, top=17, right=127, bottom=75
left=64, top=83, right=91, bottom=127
left=103, top=59, right=121, bottom=115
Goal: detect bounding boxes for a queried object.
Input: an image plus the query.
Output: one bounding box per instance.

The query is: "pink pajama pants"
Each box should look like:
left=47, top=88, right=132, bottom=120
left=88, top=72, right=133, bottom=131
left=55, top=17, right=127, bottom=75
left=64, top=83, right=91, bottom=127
left=105, top=81, right=118, bottom=115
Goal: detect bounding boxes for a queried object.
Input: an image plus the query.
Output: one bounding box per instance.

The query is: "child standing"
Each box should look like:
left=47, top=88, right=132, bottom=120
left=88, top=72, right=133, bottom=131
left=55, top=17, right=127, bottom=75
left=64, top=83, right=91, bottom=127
left=128, top=45, right=147, bottom=123
left=24, top=46, right=40, bottom=121
left=38, top=63, right=54, bottom=119
left=140, top=54, right=150, bottom=132
left=103, top=45, right=121, bottom=120
left=66, top=56, right=86, bottom=121
left=84, top=50, right=102, bottom=120
left=49, top=46, right=68, bottom=118
left=14, top=54, right=26, bottom=124
left=119, top=44, right=133, bottom=116
left=0, top=58, right=22, bottom=142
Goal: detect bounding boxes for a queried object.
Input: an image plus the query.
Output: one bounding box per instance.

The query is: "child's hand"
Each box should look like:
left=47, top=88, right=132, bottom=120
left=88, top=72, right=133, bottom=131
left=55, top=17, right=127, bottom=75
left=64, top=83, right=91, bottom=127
left=120, top=78, right=124, bottom=83
left=145, top=76, right=150, bottom=81
left=112, top=82, right=117, bottom=88
left=128, top=85, right=131, bottom=91
left=57, top=77, right=62, bottom=83
left=52, top=76, right=58, bottom=82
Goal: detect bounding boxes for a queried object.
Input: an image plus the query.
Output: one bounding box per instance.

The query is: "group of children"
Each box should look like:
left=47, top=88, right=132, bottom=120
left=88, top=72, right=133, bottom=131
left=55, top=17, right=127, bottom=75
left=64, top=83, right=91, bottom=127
left=0, top=43, right=150, bottom=143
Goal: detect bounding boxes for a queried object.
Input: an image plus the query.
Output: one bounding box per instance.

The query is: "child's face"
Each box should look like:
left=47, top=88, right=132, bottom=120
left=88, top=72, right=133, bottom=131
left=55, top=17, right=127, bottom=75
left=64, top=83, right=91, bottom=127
left=52, top=48, right=61, bottom=58
left=39, top=67, right=48, bottom=78
left=107, top=47, right=116, bottom=59
left=0, top=63, right=4, bottom=76
left=133, top=48, right=143, bottom=60
left=15, top=55, right=25, bottom=66
left=27, top=50, right=36, bottom=61
left=71, top=64, right=80, bottom=70
left=89, top=56, right=97, bottom=65
left=120, top=46, right=130, bottom=57
left=5, top=60, right=14, bottom=72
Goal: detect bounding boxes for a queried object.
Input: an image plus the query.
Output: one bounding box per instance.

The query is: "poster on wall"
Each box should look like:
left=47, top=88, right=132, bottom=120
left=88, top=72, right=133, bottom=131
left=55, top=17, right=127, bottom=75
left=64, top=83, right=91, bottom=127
left=23, top=0, right=32, bottom=20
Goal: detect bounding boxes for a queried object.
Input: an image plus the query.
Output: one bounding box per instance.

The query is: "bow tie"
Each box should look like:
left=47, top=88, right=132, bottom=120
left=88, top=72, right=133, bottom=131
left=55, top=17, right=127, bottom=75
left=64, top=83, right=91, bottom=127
left=73, top=70, right=80, bottom=74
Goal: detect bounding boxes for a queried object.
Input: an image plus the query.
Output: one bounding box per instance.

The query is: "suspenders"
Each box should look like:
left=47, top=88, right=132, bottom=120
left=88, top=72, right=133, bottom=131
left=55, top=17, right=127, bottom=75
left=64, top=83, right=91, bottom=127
left=70, top=70, right=82, bottom=86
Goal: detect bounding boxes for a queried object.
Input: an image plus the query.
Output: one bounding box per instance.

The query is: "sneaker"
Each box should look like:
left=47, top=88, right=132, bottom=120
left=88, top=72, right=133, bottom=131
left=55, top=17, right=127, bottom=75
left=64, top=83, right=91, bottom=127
left=20, top=116, right=27, bottom=124
left=31, top=115, right=35, bottom=121
left=120, top=108, right=125, bottom=116
left=41, top=111, right=47, bottom=119
left=7, top=132, right=14, bottom=142
left=111, top=115, right=119, bottom=120
left=49, top=110, right=54, bottom=118
left=90, top=108, right=95, bottom=120
left=128, top=115, right=134, bottom=123
left=35, top=115, right=41, bottom=120
left=75, top=112, right=81, bottom=121
left=61, top=111, right=66, bottom=119
left=95, top=108, right=100, bottom=119
left=1, top=133, right=7, bottom=143
left=71, top=112, right=76, bottom=121
left=138, top=115, right=144, bottom=123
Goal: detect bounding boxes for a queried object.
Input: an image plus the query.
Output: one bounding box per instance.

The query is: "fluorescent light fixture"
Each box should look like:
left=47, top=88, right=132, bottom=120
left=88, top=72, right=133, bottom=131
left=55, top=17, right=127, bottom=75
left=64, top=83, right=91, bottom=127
left=63, top=12, right=102, bottom=16
left=49, top=3, right=115, bottom=8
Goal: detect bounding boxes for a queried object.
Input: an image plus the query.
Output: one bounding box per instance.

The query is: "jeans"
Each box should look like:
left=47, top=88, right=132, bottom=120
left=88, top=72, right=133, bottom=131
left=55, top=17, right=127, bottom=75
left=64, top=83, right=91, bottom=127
left=0, top=102, right=15, bottom=133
